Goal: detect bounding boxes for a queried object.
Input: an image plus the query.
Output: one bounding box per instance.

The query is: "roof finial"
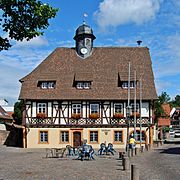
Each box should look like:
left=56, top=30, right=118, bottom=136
left=83, top=12, right=88, bottom=24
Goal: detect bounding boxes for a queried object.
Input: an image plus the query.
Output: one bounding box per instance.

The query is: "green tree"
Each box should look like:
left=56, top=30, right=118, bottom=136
left=170, top=95, right=180, bottom=107
left=0, top=0, right=58, bottom=51
left=12, top=100, right=23, bottom=125
left=158, top=91, right=171, bottom=104
left=154, top=92, right=170, bottom=122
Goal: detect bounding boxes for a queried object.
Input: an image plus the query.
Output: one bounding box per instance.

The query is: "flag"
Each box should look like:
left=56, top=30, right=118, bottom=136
left=83, top=13, right=88, bottom=17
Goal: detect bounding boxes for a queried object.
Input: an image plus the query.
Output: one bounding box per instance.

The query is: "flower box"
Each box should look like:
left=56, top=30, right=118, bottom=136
left=71, top=113, right=81, bottom=119
left=36, top=113, right=47, bottom=119
left=89, top=113, right=100, bottom=119
left=130, top=113, right=140, bottom=118
left=113, top=113, right=124, bottom=119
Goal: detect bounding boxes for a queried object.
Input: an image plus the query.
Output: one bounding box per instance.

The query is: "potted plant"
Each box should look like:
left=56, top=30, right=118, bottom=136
left=130, top=112, right=140, bottom=118
left=36, top=113, right=47, bottom=119
left=71, top=113, right=81, bottom=119
left=89, top=113, right=100, bottom=119
left=113, top=113, right=124, bottom=119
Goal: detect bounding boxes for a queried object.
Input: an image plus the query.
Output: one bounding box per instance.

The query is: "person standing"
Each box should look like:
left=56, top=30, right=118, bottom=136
left=129, top=136, right=136, bottom=149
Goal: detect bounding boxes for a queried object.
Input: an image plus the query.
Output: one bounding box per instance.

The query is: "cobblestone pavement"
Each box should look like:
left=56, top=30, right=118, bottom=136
left=130, top=143, right=180, bottom=180
left=0, top=143, right=180, bottom=180
left=0, top=145, right=129, bottom=180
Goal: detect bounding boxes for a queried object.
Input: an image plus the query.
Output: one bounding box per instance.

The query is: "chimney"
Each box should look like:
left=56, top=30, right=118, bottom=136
left=137, top=40, right=142, bottom=46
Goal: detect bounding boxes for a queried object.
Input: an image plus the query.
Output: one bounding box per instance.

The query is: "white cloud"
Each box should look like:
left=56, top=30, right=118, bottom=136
left=57, top=40, right=74, bottom=47
left=154, top=34, right=180, bottom=78
left=94, top=0, right=162, bottom=30
left=0, top=37, right=52, bottom=104
left=15, top=36, right=49, bottom=48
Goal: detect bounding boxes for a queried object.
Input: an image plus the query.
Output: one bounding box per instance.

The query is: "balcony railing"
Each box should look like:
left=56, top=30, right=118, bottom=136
left=30, top=117, right=53, bottom=124
left=68, top=118, right=102, bottom=125
left=28, top=117, right=150, bottom=125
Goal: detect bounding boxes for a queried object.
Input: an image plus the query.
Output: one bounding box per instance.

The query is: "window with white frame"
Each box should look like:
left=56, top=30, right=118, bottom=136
left=39, top=131, right=48, bottom=143
left=130, top=81, right=135, bottom=88
left=114, top=103, right=123, bottom=114
left=40, top=81, right=55, bottom=89
left=41, top=82, right=48, bottom=89
left=76, top=82, right=84, bottom=89
left=48, top=82, right=55, bottom=89
left=114, top=131, right=123, bottom=142
left=37, top=103, right=46, bottom=114
left=76, top=82, right=91, bottom=89
left=60, top=131, right=69, bottom=142
left=72, top=104, right=81, bottom=114
left=90, top=131, right=98, bottom=142
left=90, top=104, right=99, bottom=114
left=131, top=103, right=140, bottom=113
left=122, top=82, right=128, bottom=88
left=84, top=82, right=91, bottom=89
left=122, top=81, right=135, bottom=89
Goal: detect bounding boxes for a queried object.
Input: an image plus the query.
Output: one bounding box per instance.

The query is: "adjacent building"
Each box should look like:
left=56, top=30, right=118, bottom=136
left=19, top=23, right=157, bottom=148
left=0, top=105, right=13, bottom=124
left=170, top=107, right=180, bottom=130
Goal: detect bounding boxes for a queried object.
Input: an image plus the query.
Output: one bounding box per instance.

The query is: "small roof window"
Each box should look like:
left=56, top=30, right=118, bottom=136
left=38, top=81, right=56, bottom=89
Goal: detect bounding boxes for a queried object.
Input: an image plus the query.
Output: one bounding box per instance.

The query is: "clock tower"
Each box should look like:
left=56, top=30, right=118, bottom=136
left=74, top=22, right=96, bottom=58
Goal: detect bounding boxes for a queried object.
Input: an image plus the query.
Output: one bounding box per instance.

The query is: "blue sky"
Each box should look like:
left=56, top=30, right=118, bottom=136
left=0, top=0, right=180, bottom=105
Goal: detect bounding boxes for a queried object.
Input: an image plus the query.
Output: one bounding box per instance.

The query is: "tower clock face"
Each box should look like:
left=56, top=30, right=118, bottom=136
left=80, top=47, right=88, bottom=54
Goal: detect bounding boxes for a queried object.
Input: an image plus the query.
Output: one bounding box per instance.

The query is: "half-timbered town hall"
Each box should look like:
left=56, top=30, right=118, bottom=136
left=19, top=22, right=157, bottom=148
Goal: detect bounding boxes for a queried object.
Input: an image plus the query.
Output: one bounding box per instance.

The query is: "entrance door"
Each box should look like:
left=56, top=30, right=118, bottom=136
left=73, top=132, right=81, bottom=147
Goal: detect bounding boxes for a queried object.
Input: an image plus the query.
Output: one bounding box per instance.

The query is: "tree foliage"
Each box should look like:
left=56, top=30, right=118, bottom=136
left=158, top=91, right=171, bottom=104
left=154, top=92, right=170, bottom=122
left=12, top=100, right=23, bottom=125
left=170, top=95, right=180, bottom=107
left=0, top=0, right=58, bottom=51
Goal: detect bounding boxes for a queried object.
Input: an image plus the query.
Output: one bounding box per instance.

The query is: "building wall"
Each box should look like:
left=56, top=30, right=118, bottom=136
left=26, top=100, right=151, bottom=124
left=26, top=127, right=149, bottom=148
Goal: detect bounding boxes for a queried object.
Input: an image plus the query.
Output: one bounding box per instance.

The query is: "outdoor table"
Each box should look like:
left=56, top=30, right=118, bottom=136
left=46, top=148, right=66, bottom=158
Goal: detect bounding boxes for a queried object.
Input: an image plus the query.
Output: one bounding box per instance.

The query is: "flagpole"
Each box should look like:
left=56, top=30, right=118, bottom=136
left=134, top=70, right=137, bottom=141
left=126, top=61, right=131, bottom=156
left=140, top=77, right=142, bottom=148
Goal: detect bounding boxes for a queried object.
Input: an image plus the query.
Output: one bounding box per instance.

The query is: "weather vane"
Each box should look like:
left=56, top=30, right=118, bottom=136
left=83, top=12, right=88, bottom=24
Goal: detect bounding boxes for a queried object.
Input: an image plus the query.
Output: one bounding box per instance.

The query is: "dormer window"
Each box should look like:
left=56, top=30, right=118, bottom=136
left=38, top=81, right=56, bottom=89
left=76, top=82, right=91, bottom=89
left=122, top=81, right=136, bottom=89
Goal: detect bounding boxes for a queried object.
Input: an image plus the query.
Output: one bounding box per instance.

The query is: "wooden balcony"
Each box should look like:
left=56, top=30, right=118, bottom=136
left=28, top=117, right=151, bottom=127
left=30, top=117, right=54, bottom=124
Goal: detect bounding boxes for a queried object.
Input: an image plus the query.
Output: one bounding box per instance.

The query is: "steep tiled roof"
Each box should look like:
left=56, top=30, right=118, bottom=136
left=162, top=103, right=171, bottom=117
left=0, top=106, right=13, bottom=120
left=19, top=47, right=157, bottom=100
left=158, top=104, right=171, bottom=127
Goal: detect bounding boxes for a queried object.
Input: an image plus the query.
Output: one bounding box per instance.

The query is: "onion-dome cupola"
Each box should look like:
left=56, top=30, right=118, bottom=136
left=74, top=22, right=96, bottom=58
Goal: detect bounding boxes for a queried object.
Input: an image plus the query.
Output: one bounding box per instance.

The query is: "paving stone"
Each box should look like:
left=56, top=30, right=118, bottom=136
left=0, top=143, right=179, bottom=180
